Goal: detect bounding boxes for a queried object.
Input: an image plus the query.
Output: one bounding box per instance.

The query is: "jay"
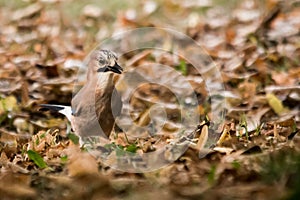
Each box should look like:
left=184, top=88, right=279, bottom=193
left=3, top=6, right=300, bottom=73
left=40, top=49, right=123, bottom=142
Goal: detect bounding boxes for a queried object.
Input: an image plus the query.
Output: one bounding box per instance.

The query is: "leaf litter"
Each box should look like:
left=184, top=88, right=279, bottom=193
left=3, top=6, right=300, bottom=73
left=0, top=0, right=300, bottom=199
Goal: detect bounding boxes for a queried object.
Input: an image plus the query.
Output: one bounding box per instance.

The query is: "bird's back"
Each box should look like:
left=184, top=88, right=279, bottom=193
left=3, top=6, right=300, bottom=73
left=71, top=73, right=122, bottom=138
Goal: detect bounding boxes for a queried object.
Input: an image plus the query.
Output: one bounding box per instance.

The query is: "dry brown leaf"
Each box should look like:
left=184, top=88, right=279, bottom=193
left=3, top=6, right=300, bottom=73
left=196, top=125, right=208, bottom=151
left=66, top=145, right=99, bottom=177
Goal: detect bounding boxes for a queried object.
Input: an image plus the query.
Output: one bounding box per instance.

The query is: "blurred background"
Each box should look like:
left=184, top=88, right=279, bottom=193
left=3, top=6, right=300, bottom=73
left=1, top=0, right=300, bottom=199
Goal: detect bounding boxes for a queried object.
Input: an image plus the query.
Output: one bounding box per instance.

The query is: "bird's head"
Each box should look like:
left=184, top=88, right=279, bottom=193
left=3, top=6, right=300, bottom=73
left=89, top=49, right=123, bottom=74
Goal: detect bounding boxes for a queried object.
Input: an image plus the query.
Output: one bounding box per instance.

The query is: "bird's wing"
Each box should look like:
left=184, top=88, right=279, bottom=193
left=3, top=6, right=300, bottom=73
left=72, top=100, right=109, bottom=137
left=111, top=88, right=122, bottom=117
left=71, top=87, right=106, bottom=137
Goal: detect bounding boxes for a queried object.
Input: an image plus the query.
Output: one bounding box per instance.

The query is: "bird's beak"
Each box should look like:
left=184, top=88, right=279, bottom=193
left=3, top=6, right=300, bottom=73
left=99, top=62, right=123, bottom=74
left=109, top=62, right=123, bottom=74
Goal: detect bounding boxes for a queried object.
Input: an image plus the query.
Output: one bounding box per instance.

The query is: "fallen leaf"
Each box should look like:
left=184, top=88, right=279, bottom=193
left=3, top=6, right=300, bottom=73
left=266, top=93, right=285, bottom=115
left=27, top=150, right=48, bottom=169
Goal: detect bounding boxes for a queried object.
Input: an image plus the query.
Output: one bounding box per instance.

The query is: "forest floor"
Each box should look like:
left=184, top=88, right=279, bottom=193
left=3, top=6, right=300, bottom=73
left=0, top=0, right=300, bottom=199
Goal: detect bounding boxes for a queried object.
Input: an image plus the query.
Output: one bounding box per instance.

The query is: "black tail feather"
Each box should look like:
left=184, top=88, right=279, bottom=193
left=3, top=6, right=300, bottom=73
left=39, top=104, right=65, bottom=112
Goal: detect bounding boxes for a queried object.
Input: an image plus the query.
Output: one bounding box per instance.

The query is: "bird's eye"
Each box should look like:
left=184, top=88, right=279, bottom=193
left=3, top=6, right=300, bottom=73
left=98, top=57, right=106, bottom=65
